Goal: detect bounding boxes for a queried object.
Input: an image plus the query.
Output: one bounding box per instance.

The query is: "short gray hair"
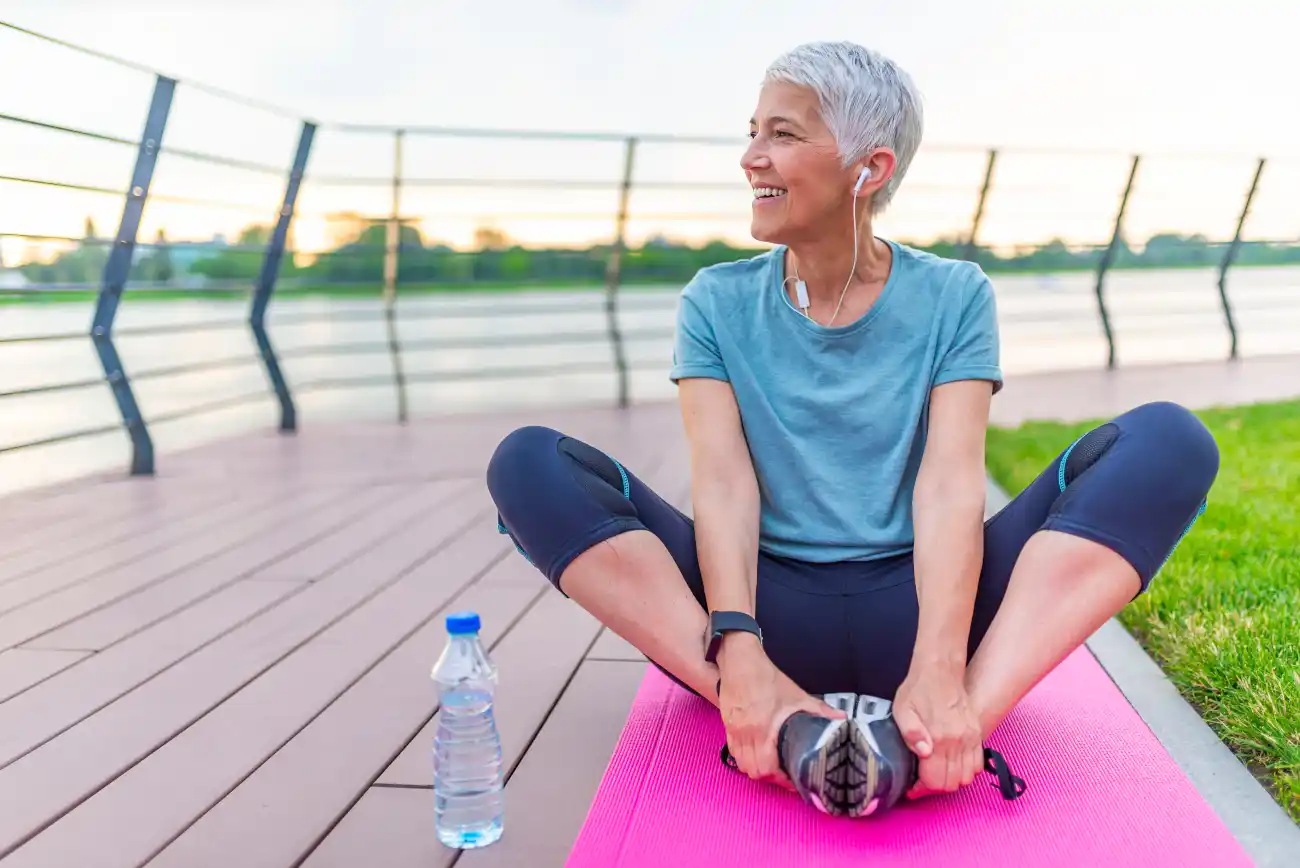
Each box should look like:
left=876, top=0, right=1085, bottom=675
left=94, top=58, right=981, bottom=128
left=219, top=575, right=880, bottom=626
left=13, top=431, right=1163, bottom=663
left=764, top=41, right=924, bottom=214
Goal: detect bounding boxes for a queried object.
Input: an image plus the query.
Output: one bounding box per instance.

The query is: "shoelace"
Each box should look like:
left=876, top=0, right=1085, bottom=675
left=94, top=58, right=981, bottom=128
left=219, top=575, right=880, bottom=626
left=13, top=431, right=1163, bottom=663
left=718, top=743, right=1027, bottom=802
left=982, top=747, right=1027, bottom=800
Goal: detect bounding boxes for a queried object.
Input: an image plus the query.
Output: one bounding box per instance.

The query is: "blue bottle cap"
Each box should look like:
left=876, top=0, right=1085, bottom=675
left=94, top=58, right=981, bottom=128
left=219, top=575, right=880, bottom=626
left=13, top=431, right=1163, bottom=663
left=446, top=611, right=481, bottom=635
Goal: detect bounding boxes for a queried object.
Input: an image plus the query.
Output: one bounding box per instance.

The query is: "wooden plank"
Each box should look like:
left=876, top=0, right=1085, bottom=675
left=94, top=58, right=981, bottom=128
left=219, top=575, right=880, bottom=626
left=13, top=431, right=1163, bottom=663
left=246, top=481, right=460, bottom=582
left=154, top=426, right=466, bottom=482
left=0, top=482, right=308, bottom=614
left=0, top=464, right=228, bottom=517
left=456, top=660, right=647, bottom=868
left=0, top=480, right=462, bottom=654
left=0, top=648, right=90, bottom=703
left=0, top=406, right=686, bottom=864
left=587, top=628, right=646, bottom=662
left=0, top=579, right=304, bottom=767
left=475, top=552, right=546, bottom=587
left=308, top=660, right=646, bottom=868
left=142, top=584, right=543, bottom=868
left=299, top=786, right=453, bottom=868
left=0, top=519, right=513, bottom=868
left=0, top=484, right=345, bottom=652
left=0, top=483, right=234, bottom=582
left=22, top=483, right=404, bottom=652
left=0, top=480, right=233, bottom=562
left=0, top=480, right=122, bottom=522
left=303, top=404, right=683, bottom=486
left=379, top=574, right=601, bottom=786
left=0, top=488, right=492, bottom=859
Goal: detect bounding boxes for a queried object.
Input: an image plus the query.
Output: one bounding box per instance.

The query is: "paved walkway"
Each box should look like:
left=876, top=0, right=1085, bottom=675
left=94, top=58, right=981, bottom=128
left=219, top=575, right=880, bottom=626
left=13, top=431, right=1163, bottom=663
left=990, top=354, right=1300, bottom=426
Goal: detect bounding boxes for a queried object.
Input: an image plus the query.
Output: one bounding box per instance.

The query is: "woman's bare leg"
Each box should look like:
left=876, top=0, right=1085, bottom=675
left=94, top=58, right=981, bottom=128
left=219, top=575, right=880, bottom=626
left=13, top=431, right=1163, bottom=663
left=487, top=425, right=719, bottom=703
left=963, top=529, right=1141, bottom=739
left=960, top=402, right=1217, bottom=740
left=559, top=529, right=721, bottom=706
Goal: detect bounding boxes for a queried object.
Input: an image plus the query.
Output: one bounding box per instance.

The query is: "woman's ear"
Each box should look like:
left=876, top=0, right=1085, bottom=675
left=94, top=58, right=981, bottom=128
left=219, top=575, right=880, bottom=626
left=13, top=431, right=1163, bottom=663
left=853, top=149, right=897, bottom=197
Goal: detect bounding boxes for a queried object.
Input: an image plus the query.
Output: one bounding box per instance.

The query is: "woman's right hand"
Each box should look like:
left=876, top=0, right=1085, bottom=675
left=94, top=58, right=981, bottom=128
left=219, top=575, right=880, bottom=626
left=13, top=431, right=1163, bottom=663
left=716, top=635, right=847, bottom=789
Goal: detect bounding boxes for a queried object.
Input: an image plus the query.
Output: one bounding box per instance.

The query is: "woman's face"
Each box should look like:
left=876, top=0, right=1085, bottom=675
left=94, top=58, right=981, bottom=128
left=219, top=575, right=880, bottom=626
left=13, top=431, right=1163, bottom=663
left=742, top=80, right=853, bottom=246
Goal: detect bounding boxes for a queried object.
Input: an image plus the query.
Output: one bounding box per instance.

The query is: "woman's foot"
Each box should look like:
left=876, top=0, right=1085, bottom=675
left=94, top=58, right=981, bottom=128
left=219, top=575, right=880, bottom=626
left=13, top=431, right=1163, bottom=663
left=776, top=693, right=916, bottom=817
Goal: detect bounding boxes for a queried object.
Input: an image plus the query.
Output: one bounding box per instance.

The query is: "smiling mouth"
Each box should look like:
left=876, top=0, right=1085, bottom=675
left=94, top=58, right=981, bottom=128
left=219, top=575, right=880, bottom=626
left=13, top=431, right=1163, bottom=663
left=752, top=186, right=787, bottom=202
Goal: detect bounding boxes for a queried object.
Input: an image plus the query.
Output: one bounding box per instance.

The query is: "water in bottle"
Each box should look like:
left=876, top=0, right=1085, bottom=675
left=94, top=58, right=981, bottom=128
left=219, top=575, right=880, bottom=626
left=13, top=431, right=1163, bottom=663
left=431, top=610, right=504, bottom=849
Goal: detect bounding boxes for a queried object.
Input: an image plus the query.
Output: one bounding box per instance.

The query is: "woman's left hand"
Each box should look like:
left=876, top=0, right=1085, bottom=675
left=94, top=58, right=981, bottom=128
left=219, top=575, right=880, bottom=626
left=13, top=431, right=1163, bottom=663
left=891, top=664, right=984, bottom=799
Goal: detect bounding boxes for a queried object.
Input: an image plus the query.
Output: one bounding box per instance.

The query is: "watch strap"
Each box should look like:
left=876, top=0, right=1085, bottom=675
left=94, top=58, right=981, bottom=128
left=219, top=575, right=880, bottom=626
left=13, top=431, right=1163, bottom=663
left=704, top=610, right=763, bottom=663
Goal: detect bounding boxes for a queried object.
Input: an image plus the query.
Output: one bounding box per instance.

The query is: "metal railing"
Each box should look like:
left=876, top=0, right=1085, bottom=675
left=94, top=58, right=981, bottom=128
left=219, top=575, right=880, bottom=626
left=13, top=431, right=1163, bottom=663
left=2, top=19, right=1298, bottom=481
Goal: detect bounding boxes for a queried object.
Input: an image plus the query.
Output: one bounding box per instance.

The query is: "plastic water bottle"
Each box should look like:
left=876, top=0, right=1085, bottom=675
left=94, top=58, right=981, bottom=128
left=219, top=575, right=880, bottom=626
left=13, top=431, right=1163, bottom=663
left=431, top=611, right=504, bottom=849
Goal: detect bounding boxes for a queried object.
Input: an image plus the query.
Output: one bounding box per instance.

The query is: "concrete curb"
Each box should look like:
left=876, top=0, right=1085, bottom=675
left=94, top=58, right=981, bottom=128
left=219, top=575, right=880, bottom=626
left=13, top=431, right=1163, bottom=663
left=985, top=475, right=1300, bottom=866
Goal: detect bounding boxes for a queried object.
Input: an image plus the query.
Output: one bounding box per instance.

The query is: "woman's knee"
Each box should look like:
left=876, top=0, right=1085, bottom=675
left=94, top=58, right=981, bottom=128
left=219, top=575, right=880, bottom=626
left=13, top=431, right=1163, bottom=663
left=486, top=425, right=563, bottom=510
left=485, top=425, right=641, bottom=587
left=486, top=425, right=632, bottom=517
left=1124, top=401, right=1220, bottom=488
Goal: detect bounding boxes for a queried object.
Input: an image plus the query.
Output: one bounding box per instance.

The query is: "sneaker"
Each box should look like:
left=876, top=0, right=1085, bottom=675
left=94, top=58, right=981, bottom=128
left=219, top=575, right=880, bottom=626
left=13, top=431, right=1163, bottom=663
left=776, top=693, right=917, bottom=818
left=718, top=691, right=1026, bottom=816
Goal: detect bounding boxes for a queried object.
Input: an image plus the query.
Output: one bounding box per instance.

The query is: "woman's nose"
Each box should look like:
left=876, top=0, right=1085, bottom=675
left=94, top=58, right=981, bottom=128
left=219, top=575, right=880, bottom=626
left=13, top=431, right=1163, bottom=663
left=741, top=141, right=769, bottom=173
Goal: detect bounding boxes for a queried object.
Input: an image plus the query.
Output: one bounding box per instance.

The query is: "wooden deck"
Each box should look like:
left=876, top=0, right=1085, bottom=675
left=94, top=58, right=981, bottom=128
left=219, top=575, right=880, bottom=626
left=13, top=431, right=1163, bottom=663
left=1, top=354, right=1297, bottom=867
left=0, top=402, right=688, bottom=868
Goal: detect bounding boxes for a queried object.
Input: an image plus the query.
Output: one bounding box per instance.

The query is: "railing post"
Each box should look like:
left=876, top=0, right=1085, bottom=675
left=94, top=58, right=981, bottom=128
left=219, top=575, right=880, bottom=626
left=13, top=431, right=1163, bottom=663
left=1216, top=157, right=1265, bottom=361
left=605, top=136, right=636, bottom=408
left=1094, top=154, right=1140, bottom=369
left=251, top=120, right=315, bottom=433
left=92, top=74, right=175, bottom=476
left=962, top=148, right=997, bottom=263
left=383, top=129, right=409, bottom=423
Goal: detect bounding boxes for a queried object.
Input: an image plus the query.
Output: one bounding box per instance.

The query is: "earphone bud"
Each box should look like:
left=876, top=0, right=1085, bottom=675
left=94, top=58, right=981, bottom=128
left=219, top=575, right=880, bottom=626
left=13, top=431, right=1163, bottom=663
left=854, top=166, right=872, bottom=193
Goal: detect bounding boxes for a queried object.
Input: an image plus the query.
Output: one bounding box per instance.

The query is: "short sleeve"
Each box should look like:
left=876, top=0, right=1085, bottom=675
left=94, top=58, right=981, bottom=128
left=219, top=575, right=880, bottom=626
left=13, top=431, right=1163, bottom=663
left=933, top=270, right=1003, bottom=394
left=669, top=281, right=729, bottom=383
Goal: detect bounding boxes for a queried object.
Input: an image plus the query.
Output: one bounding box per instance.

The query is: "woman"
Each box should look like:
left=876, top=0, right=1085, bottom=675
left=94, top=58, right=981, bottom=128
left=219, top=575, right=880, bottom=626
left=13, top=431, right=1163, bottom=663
left=487, top=41, right=1219, bottom=818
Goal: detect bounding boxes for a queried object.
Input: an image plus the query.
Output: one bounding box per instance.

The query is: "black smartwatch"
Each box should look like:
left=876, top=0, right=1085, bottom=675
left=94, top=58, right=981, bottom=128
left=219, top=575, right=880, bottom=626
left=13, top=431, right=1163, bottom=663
left=703, top=610, right=763, bottom=663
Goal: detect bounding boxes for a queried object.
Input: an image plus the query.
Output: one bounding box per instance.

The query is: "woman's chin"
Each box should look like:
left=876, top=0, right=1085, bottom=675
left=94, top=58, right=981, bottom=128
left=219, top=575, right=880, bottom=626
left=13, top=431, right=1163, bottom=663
left=748, top=217, right=788, bottom=245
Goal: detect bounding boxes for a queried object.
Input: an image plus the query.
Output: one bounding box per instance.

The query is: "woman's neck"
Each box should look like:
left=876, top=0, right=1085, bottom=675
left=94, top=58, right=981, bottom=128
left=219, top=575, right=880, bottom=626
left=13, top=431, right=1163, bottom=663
left=786, top=220, right=891, bottom=312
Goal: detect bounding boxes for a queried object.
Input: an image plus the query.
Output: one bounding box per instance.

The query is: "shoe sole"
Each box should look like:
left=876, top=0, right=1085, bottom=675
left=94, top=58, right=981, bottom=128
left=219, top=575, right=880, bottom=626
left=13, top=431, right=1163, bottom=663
left=801, top=716, right=879, bottom=818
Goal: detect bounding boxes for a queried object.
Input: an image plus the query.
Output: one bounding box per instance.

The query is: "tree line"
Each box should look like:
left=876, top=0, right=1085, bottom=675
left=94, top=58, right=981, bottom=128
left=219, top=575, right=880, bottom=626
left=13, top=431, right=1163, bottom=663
left=191, top=224, right=1300, bottom=285
left=14, top=218, right=1300, bottom=289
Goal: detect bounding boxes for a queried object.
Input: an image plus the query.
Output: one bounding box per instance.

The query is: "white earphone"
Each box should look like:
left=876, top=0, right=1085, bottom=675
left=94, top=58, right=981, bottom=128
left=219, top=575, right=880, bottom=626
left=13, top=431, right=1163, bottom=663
left=854, top=165, right=872, bottom=193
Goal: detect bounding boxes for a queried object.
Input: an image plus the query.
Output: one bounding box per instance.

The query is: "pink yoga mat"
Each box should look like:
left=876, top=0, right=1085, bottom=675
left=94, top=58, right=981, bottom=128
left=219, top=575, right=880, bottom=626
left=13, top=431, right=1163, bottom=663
left=566, top=648, right=1253, bottom=868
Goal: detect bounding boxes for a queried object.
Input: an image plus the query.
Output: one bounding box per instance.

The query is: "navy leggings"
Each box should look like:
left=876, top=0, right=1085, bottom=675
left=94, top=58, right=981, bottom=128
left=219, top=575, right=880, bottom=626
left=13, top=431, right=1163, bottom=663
left=486, top=400, right=1218, bottom=699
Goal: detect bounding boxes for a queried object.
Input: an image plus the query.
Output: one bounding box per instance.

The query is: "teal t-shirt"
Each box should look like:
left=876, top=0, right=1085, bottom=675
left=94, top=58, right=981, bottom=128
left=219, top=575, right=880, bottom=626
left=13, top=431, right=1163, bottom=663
left=669, top=240, right=1002, bottom=563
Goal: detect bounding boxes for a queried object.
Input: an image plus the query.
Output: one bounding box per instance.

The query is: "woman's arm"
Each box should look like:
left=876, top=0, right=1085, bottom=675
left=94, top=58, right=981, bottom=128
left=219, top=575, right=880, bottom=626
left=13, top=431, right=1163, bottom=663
left=673, top=285, right=762, bottom=644
left=911, top=378, right=993, bottom=668
left=678, top=377, right=761, bottom=633
left=678, top=376, right=841, bottom=786
left=892, top=377, right=994, bottom=797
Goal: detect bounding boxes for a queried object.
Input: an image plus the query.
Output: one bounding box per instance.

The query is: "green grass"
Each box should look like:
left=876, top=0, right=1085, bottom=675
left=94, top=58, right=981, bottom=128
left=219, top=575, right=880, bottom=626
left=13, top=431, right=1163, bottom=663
left=986, top=399, right=1300, bottom=822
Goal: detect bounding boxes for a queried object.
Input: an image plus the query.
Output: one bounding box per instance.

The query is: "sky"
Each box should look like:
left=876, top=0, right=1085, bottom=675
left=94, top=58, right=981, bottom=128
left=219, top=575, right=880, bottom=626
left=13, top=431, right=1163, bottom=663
left=2, top=0, right=1299, bottom=264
